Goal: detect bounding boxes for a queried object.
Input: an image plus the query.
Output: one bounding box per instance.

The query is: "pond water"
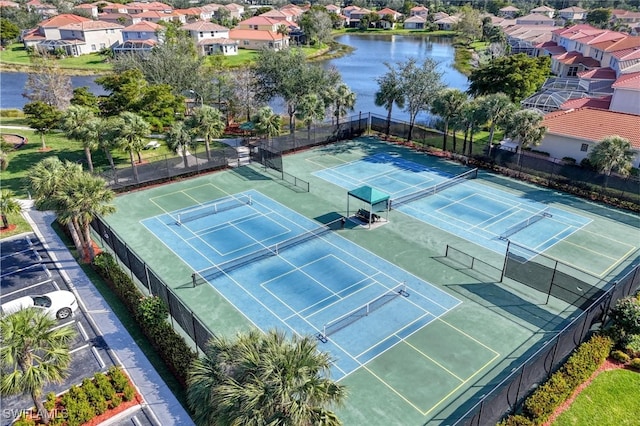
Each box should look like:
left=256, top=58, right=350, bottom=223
left=1, top=34, right=467, bottom=123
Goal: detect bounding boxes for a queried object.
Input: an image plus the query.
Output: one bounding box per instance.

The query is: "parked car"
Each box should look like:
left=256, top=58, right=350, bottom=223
left=1, top=290, right=78, bottom=320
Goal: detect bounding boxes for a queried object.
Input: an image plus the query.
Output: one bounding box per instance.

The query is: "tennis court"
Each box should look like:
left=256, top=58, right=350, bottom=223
left=313, top=152, right=629, bottom=277
left=103, top=136, right=639, bottom=425
left=142, top=189, right=478, bottom=382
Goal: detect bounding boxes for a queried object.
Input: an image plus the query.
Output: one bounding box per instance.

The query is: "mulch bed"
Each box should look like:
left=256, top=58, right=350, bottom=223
left=0, top=225, right=17, bottom=233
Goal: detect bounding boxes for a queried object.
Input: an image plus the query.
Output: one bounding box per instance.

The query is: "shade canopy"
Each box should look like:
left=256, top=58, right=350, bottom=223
left=348, top=186, right=390, bottom=205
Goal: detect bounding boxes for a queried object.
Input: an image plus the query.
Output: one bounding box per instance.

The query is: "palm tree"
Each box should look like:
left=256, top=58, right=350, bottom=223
left=188, top=105, right=225, bottom=161
left=113, top=112, right=151, bottom=183
left=295, top=93, right=325, bottom=145
left=60, top=105, right=97, bottom=172
left=588, top=135, right=634, bottom=188
left=327, top=83, right=356, bottom=126
left=1, top=308, right=77, bottom=425
left=166, top=121, right=197, bottom=169
left=504, top=109, right=547, bottom=152
left=0, top=189, right=21, bottom=229
left=50, top=172, right=115, bottom=261
left=253, top=107, right=281, bottom=143
left=475, top=93, right=515, bottom=153
left=374, top=65, right=405, bottom=137
left=187, top=329, right=346, bottom=426
left=430, top=88, right=467, bottom=152
left=26, top=157, right=83, bottom=210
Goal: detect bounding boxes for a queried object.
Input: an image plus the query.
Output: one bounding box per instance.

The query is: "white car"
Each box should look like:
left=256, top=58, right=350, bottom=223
left=1, top=290, right=78, bottom=320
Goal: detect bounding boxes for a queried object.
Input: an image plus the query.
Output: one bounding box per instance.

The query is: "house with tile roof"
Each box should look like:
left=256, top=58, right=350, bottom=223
left=530, top=5, right=555, bottom=18
left=98, top=13, right=133, bottom=26
left=223, top=2, right=244, bottom=19
left=259, top=9, right=296, bottom=23
left=131, top=10, right=185, bottom=24
left=113, top=20, right=161, bottom=55
left=404, top=15, right=426, bottom=30
left=55, top=20, right=123, bottom=55
left=609, top=71, right=640, bottom=114
left=0, top=1, right=20, bottom=8
left=558, top=6, right=587, bottom=22
left=410, top=5, right=428, bottom=18
left=516, top=13, right=555, bottom=26
left=26, top=0, right=57, bottom=17
left=182, top=21, right=237, bottom=56
left=236, top=16, right=282, bottom=32
left=174, top=7, right=214, bottom=22
left=73, top=3, right=99, bottom=18
left=228, top=28, right=288, bottom=50
left=611, top=9, right=640, bottom=25
left=499, top=6, right=519, bottom=18
left=23, top=14, right=91, bottom=48
left=538, top=107, right=640, bottom=167
left=435, top=15, right=460, bottom=30
left=377, top=7, right=402, bottom=29
left=348, top=7, right=373, bottom=28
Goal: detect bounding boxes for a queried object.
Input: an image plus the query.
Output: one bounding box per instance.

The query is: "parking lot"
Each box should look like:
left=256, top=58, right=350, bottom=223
left=1, top=234, right=156, bottom=426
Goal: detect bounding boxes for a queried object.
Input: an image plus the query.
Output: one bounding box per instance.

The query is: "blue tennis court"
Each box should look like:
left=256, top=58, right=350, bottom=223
left=142, top=189, right=461, bottom=379
left=314, top=153, right=592, bottom=255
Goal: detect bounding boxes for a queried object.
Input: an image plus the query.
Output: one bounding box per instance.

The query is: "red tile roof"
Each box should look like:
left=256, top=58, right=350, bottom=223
left=560, top=95, right=612, bottom=110
left=553, top=51, right=600, bottom=67
left=543, top=107, right=640, bottom=149
left=59, top=20, right=123, bottom=30
left=577, top=67, right=617, bottom=80
left=183, top=21, right=228, bottom=31
left=39, top=13, right=90, bottom=28
left=123, top=21, right=162, bottom=31
left=238, top=16, right=280, bottom=26
left=612, top=71, right=640, bottom=89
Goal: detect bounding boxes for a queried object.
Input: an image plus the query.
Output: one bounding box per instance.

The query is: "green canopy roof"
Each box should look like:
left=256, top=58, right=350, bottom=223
left=348, top=186, right=390, bottom=205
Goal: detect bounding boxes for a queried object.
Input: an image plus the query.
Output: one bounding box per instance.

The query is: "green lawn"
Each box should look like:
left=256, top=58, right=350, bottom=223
left=0, top=127, right=174, bottom=196
left=0, top=212, right=32, bottom=239
left=0, top=44, right=112, bottom=72
left=553, top=369, right=640, bottom=426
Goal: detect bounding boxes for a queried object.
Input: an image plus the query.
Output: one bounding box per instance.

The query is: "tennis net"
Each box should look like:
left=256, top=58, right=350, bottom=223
left=391, top=168, right=478, bottom=208
left=317, top=283, right=409, bottom=342
left=193, top=225, right=331, bottom=284
left=176, top=194, right=252, bottom=225
left=499, top=207, right=553, bottom=240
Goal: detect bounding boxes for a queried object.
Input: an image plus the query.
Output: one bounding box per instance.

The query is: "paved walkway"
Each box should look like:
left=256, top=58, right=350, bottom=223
left=23, top=206, right=194, bottom=426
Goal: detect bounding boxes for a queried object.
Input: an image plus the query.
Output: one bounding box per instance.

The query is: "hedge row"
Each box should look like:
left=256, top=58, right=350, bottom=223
left=498, top=334, right=613, bottom=426
left=92, top=252, right=197, bottom=386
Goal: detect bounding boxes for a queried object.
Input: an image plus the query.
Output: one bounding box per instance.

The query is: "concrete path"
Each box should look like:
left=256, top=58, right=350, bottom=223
left=23, top=206, right=194, bottom=426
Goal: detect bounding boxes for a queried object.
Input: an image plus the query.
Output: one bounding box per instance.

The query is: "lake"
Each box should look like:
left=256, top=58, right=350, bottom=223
left=0, top=34, right=467, bottom=122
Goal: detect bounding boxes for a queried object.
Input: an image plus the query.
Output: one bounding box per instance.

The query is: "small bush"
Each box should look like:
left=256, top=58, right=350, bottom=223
left=497, top=414, right=536, bottom=426
left=136, top=295, right=169, bottom=329
left=624, top=334, right=640, bottom=357
left=0, top=109, right=24, bottom=118
left=108, top=366, right=130, bottom=393
left=44, top=391, right=57, bottom=411
left=629, top=358, right=640, bottom=371
left=123, top=385, right=135, bottom=402
left=561, top=156, right=576, bottom=165
left=524, top=371, right=571, bottom=420
left=610, top=297, right=640, bottom=336
left=611, top=349, right=630, bottom=363
left=93, top=372, right=116, bottom=402
left=13, top=413, right=36, bottom=426
left=110, top=394, right=123, bottom=409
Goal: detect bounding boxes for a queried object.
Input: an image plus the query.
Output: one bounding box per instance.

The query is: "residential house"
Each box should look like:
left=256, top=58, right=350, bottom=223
left=516, top=13, right=555, bottom=26
left=26, top=0, right=57, bottom=17
left=505, top=25, right=557, bottom=54
left=377, top=8, right=402, bottom=28
left=432, top=11, right=450, bottom=22
left=113, top=20, right=161, bottom=55
left=259, top=9, right=295, bottom=23
left=182, top=21, right=237, bottom=55
left=223, top=3, right=244, bottom=19
left=341, top=5, right=360, bottom=20
left=538, top=107, right=640, bottom=167
left=228, top=28, right=288, bottom=50
left=609, top=71, right=640, bottom=114
left=435, top=15, right=459, bottom=31
left=499, top=6, right=519, bottom=18
left=325, top=4, right=340, bottom=15
left=57, top=20, right=123, bottom=55
left=23, top=14, right=90, bottom=48
left=611, top=9, right=640, bottom=26
left=404, top=15, right=426, bottom=30
left=530, top=5, right=555, bottom=19
left=73, top=3, right=99, bottom=18
left=410, top=6, right=428, bottom=19
left=558, top=6, right=587, bottom=22
left=280, top=4, right=306, bottom=20
left=236, top=16, right=281, bottom=32
left=348, top=7, right=372, bottom=28
left=122, top=1, right=172, bottom=14
left=0, top=1, right=20, bottom=8
left=132, top=10, right=185, bottom=24
left=174, top=7, right=214, bottom=22
left=98, top=13, right=133, bottom=26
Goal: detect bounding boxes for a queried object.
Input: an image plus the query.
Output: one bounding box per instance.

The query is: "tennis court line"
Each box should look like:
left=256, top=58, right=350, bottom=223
left=403, top=339, right=465, bottom=382
left=148, top=183, right=217, bottom=213
left=305, top=154, right=348, bottom=167
left=362, top=365, right=428, bottom=415
left=211, top=214, right=293, bottom=258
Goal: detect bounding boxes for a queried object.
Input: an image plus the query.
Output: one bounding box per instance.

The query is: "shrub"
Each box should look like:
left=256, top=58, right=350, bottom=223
left=108, top=366, right=130, bottom=393
left=610, top=296, right=640, bottom=336
left=611, top=349, right=630, bottom=363
left=497, top=414, right=536, bottom=426
left=523, top=371, right=571, bottom=420
left=629, top=358, right=640, bottom=371
left=561, top=156, right=576, bottom=165
left=624, top=334, right=640, bottom=357
left=13, top=413, right=36, bottom=426
left=44, top=391, right=57, bottom=411
left=110, top=394, right=123, bottom=409
left=123, top=385, right=136, bottom=402
left=0, top=109, right=23, bottom=118
left=93, top=372, right=116, bottom=402
left=93, top=253, right=197, bottom=386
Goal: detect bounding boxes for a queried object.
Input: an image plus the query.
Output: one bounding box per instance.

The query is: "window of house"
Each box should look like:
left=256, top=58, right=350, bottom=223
left=100, top=43, right=105, bottom=49
left=580, top=143, right=588, bottom=152
left=199, top=32, right=203, bottom=37
left=568, top=66, right=578, bottom=77
left=243, top=40, right=249, bottom=45
left=211, top=31, right=215, bottom=36
left=137, top=32, right=141, bottom=38
left=91, top=44, right=96, bottom=50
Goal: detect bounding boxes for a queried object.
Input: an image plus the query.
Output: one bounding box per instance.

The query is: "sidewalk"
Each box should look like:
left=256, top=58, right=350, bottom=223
left=24, top=207, right=194, bottom=426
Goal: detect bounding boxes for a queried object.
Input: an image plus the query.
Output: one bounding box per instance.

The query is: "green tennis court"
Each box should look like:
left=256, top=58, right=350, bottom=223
left=102, top=136, right=639, bottom=425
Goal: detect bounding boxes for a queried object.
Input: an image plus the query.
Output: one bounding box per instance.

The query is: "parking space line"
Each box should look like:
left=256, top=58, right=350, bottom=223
left=92, top=346, right=106, bottom=369
left=77, top=322, right=89, bottom=341
left=1, top=279, right=55, bottom=298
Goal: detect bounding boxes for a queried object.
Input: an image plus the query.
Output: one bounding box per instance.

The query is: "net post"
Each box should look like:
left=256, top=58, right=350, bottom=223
left=323, top=325, right=327, bottom=340
left=248, top=194, right=252, bottom=205
left=500, top=240, right=510, bottom=283
left=191, top=272, right=197, bottom=287
left=177, top=214, right=182, bottom=226
left=214, top=204, right=218, bottom=214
